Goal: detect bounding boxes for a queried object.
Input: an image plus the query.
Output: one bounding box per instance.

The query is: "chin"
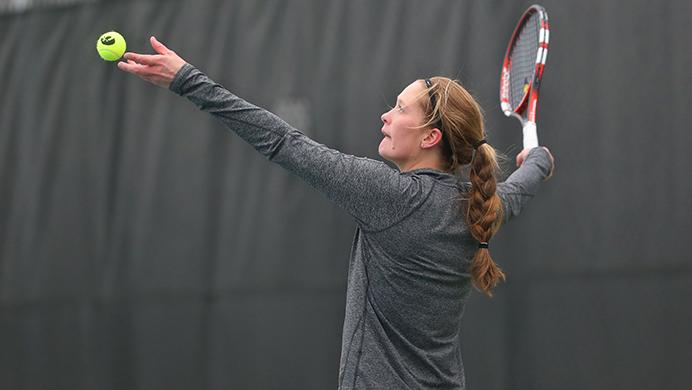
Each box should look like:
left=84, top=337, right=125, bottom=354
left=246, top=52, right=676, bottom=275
left=378, top=139, right=401, bottom=165
left=378, top=140, right=388, bottom=159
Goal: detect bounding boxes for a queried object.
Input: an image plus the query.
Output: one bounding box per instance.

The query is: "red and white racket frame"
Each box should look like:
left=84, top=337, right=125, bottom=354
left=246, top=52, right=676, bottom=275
left=500, top=5, right=550, bottom=149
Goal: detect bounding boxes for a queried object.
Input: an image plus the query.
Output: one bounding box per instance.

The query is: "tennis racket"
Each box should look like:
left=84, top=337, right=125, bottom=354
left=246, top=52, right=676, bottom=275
left=500, top=5, right=550, bottom=149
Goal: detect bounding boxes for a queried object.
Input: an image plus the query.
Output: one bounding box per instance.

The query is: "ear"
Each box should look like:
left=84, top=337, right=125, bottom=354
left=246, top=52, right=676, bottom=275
left=420, top=128, right=444, bottom=149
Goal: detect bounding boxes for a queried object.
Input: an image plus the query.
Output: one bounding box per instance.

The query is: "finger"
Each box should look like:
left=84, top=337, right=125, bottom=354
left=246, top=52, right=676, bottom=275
left=123, top=52, right=158, bottom=65
left=150, top=36, right=170, bottom=55
left=116, top=61, right=132, bottom=73
left=117, top=60, right=149, bottom=74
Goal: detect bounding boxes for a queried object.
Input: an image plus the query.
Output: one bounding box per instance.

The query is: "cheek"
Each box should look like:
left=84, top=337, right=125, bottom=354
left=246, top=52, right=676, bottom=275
left=391, top=132, right=417, bottom=152
left=379, top=120, right=420, bottom=157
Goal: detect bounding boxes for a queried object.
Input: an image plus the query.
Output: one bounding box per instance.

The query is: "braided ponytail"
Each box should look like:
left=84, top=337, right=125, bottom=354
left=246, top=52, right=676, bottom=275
left=467, top=144, right=505, bottom=297
left=421, top=77, right=506, bottom=297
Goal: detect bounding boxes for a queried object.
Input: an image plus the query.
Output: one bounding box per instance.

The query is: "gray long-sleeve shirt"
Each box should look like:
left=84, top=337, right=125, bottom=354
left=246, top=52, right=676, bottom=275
left=170, top=64, right=553, bottom=389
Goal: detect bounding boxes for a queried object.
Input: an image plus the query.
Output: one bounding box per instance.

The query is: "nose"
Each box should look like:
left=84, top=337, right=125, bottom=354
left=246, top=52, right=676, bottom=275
left=381, top=110, right=390, bottom=124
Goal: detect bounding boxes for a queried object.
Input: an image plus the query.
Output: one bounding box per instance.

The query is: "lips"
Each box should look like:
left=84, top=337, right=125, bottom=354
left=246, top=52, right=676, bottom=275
left=381, top=128, right=390, bottom=138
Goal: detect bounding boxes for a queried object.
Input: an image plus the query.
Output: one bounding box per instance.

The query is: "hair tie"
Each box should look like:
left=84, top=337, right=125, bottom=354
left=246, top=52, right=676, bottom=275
left=424, top=78, right=437, bottom=110
left=473, top=139, right=487, bottom=149
left=478, top=242, right=489, bottom=249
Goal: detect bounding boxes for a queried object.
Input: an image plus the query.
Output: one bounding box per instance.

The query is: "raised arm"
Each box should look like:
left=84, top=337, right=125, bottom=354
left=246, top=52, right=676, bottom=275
left=497, top=146, right=554, bottom=223
left=117, top=37, right=427, bottom=231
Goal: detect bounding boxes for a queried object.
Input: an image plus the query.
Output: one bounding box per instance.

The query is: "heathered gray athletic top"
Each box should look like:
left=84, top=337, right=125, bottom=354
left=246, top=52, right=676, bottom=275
left=170, top=64, right=553, bottom=390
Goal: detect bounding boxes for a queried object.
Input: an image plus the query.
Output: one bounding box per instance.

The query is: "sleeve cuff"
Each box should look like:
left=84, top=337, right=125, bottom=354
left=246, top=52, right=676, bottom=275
left=527, top=147, right=555, bottom=180
left=169, top=63, right=196, bottom=95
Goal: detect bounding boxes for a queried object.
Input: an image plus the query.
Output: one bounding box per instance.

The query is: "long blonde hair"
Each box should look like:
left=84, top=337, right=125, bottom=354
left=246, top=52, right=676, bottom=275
left=420, top=77, right=505, bottom=297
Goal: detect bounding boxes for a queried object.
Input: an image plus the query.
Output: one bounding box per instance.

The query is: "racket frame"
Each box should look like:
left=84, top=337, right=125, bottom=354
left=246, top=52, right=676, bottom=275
left=500, top=5, right=550, bottom=148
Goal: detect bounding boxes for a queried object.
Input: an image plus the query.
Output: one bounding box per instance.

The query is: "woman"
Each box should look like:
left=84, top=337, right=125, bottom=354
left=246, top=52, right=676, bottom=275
left=118, top=37, right=554, bottom=390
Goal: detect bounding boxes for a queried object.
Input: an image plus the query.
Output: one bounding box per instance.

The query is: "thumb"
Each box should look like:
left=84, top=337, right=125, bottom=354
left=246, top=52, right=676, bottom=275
left=150, top=36, right=170, bottom=55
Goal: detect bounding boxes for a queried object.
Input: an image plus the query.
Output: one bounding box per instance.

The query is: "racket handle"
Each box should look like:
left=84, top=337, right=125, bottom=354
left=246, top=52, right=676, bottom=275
left=522, top=121, right=539, bottom=149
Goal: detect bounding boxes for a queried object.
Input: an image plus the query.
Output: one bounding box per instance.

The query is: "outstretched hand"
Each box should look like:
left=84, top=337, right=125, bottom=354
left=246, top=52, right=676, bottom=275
left=516, top=146, right=555, bottom=179
left=117, top=36, right=187, bottom=88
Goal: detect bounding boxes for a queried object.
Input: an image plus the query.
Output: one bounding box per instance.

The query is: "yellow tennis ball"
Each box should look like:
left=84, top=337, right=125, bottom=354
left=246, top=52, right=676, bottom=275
left=97, top=31, right=126, bottom=61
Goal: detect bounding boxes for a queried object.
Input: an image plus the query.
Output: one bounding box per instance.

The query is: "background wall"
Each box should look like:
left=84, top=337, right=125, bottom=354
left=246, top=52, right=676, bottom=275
left=1, top=0, right=691, bottom=389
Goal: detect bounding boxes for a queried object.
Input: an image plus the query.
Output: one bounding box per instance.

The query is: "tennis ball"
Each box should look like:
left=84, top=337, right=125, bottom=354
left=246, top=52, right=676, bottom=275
left=97, top=31, right=126, bottom=61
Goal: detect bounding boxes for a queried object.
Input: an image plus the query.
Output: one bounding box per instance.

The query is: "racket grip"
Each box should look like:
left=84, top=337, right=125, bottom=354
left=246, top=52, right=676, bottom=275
left=522, top=121, right=539, bottom=149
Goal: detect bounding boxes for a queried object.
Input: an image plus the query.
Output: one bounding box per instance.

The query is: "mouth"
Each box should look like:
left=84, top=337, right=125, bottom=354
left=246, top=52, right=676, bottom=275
left=381, top=128, right=390, bottom=138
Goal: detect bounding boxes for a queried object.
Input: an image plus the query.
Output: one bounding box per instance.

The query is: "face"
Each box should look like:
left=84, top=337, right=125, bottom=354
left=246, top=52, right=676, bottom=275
left=379, top=81, right=429, bottom=169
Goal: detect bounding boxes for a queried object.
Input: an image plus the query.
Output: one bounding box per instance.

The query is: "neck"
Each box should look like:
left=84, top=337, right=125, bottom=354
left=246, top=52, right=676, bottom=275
left=397, top=153, right=448, bottom=173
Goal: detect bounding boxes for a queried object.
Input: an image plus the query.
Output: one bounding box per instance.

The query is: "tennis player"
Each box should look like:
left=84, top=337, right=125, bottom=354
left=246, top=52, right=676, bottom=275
left=118, top=36, right=554, bottom=390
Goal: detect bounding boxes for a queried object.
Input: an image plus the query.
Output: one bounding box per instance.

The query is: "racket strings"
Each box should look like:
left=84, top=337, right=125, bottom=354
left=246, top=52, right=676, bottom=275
left=508, top=12, right=540, bottom=108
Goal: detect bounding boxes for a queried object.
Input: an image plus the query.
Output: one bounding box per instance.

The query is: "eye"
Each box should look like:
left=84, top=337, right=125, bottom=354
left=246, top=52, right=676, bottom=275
left=397, top=104, right=405, bottom=113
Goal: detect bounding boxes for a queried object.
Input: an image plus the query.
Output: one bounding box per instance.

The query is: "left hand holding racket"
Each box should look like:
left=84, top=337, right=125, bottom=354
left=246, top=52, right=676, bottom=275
left=516, top=146, right=554, bottom=178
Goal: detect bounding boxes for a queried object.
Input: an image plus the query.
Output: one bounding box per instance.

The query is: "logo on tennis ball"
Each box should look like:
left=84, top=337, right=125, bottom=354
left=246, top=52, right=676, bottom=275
left=100, top=35, right=116, bottom=45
